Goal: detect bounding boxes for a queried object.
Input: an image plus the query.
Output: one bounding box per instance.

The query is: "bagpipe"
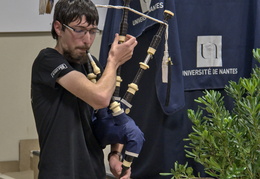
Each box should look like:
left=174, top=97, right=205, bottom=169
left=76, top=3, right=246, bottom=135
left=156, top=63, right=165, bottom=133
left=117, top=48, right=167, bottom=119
left=87, top=0, right=174, bottom=177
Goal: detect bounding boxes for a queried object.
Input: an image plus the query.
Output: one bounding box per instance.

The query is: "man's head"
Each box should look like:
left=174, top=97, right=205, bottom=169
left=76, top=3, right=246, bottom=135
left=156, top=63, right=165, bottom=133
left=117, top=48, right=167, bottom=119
left=52, top=0, right=100, bottom=62
left=51, top=0, right=99, bottom=40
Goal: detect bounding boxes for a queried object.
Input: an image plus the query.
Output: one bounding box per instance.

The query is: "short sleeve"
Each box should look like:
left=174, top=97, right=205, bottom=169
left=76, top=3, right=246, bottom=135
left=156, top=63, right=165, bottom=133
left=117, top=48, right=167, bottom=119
left=32, top=48, right=74, bottom=88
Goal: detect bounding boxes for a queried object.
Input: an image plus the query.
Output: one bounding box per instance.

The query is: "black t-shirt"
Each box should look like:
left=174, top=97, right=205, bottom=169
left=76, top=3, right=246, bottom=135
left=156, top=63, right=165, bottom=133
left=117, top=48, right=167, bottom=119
left=31, top=48, right=106, bottom=179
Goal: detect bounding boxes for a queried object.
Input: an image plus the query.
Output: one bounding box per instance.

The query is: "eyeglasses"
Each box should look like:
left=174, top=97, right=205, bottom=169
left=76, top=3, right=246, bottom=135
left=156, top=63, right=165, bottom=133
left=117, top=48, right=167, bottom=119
left=63, top=24, right=101, bottom=38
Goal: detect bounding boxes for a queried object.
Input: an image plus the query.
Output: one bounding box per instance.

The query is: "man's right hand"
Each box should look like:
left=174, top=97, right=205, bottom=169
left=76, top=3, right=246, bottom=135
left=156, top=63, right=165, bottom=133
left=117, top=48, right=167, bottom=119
left=108, top=33, right=138, bottom=69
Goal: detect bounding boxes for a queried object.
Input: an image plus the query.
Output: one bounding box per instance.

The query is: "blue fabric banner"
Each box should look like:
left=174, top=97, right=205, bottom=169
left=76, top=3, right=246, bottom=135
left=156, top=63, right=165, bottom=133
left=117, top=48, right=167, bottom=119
left=175, top=0, right=260, bottom=90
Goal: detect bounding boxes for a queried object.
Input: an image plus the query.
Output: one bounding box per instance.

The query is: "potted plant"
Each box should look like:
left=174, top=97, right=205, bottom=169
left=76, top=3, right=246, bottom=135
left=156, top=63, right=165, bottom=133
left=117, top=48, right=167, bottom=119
left=160, top=49, right=260, bottom=179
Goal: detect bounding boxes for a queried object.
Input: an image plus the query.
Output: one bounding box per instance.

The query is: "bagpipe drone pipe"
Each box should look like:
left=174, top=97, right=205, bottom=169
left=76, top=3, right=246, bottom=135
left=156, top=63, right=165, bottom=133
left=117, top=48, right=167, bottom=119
left=89, top=0, right=174, bottom=177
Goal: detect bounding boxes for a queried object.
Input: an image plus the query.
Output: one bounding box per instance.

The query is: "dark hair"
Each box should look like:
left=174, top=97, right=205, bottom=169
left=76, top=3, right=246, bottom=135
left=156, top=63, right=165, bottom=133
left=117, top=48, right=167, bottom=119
left=51, top=0, right=99, bottom=39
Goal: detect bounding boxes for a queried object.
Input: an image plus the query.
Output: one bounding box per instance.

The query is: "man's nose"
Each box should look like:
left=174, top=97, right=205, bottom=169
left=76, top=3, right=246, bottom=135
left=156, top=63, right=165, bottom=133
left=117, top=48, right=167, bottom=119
left=82, top=32, right=92, bottom=43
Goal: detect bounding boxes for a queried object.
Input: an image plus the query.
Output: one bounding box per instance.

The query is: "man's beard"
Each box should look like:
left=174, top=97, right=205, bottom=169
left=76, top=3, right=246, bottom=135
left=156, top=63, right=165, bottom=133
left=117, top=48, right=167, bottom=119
left=63, top=48, right=88, bottom=63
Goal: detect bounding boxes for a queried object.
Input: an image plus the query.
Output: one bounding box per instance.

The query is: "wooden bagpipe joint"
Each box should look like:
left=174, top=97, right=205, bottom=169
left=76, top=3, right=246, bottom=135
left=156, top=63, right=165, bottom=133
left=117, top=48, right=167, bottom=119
left=123, top=83, right=139, bottom=114
left=139, top=62, right=149, bottom=70
left=109, top=101, right=122, bottom=114
left=116, top=76, right=123, bottom=87
left=127, top=83, right=139, bottom=95
left=114, top=74, right=122, bottom=97
left=87, top=73, right=97, bottom=83
left=120, top=151, right=138, bottom=178
left=85, top=52, right=100, bottom=83
left=119, top=35, right=126, bottom=43
left=120, top=160, right=132, bottom=177
left=90, top=60, right=101, bottom=76
left=164, top=10, right=174, bottom=18
left=122, top=160, right=132, bottom=169
left=147, top=47, right=156, bottom=55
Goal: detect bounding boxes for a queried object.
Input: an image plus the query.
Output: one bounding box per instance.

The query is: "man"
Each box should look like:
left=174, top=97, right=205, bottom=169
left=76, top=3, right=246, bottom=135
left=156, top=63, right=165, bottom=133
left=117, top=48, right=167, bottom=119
left=31, top=0, right=137, bottom=178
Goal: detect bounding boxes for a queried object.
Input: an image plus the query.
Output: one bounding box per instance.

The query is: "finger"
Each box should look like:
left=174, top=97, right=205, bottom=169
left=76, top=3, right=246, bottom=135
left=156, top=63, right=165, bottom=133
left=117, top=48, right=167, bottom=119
left=112, top=33, right=119, bottom=44
left=125, top=36, right=137, bottom=45
left=125, top=34, right=134, bottom=39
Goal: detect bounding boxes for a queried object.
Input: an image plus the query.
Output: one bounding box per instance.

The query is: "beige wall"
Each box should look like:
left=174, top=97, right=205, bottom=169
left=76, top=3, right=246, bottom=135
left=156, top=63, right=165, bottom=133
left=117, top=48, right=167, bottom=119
left=0, top=32, right=103, bottom=162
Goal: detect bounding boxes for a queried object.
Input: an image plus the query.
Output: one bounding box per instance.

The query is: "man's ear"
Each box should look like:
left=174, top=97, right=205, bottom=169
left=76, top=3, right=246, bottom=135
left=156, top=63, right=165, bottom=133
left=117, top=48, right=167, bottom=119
left=54, top=20, right=62, bottom=36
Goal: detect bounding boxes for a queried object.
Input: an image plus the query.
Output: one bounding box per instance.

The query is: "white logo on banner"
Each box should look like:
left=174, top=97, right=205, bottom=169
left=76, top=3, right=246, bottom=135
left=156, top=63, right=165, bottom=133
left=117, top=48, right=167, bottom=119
left=140, top=0, right=152, bottom=13
left=183, top=35, right=238, bottom=77
left=197, top=36, right=222, bottom=68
